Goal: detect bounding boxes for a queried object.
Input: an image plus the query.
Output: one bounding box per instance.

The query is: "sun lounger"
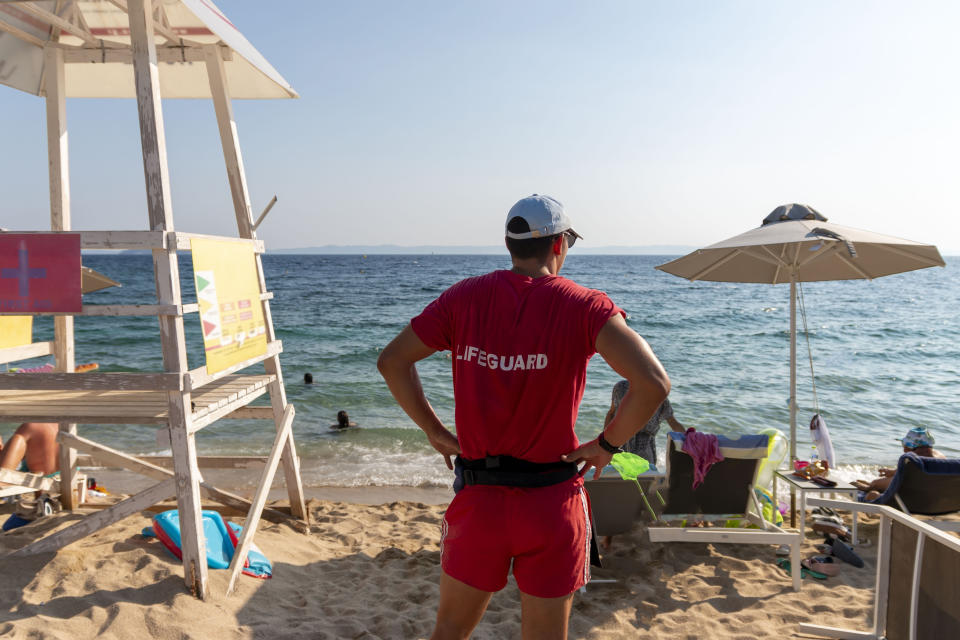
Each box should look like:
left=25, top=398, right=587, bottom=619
left=801, top=497, right=960, bottom=640
left=584, top=468, right=665, bottom=536
left=861, top=453, right=960, bottom=532
left=648, top=432, right=803, bottom=591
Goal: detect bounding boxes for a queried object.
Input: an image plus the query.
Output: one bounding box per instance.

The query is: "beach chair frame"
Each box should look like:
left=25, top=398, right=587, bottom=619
left=0, top=1, right=307, bottom=599
left=648, top=433, right=803, bottom=591
left=800, top=497, right=960, bottom=640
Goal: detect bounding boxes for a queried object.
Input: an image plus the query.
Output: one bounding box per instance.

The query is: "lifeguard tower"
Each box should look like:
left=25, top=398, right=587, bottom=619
left=0, top=0, right=306, bottom=598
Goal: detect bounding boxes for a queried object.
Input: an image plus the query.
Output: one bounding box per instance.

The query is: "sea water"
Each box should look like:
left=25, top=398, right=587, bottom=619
left=8, top=254, right=958, bottom=489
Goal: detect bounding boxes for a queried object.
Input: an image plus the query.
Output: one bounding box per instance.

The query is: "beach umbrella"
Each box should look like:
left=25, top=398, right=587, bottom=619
left=81, top=266, right=120, bottom=294
left=655, top=203, right=945, bottom=464
left=0, top=0, right=296, bottom=99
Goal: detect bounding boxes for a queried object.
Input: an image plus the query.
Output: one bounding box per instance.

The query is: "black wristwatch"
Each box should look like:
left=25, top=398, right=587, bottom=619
left=597, top=432, right=623, bottom=454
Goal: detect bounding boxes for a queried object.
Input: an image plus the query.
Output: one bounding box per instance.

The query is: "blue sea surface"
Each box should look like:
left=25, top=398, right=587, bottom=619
left=7, top=254, right=958, bottom=489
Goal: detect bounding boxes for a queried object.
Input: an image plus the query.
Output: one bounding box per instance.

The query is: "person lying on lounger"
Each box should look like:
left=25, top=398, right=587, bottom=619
left=853, top=426, right=945, bottom=500
left=0, top=422, right=60, bottom=478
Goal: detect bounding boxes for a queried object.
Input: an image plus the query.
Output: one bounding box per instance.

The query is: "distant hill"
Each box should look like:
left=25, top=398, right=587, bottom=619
left=270, top=244, right=697, bottom=255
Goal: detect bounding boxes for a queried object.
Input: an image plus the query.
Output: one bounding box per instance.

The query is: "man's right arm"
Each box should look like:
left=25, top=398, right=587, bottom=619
left=377, top=324, right=461, bottom=469
left=562, top=314, right=670, bottom=477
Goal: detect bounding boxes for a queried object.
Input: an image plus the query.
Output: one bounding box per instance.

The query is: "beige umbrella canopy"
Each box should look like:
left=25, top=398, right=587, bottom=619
left=656, top=203, right=946, bottom=463
left=81, top=265, right=120, bottom=294
left=0, top=0, right=296, bottom=98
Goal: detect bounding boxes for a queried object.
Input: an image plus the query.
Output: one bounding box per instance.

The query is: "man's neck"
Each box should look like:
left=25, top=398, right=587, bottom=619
left=510, top=263, right=553, bottom=278
left=510, top=254, right=562, bottom=278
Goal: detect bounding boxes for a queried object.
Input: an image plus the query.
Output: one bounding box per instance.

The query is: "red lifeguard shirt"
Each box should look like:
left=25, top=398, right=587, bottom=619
left=410, top=269, right=624, bottom=463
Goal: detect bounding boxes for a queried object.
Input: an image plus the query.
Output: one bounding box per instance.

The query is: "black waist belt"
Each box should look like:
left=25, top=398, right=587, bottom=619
left=455, top=455, right=578, bottom=489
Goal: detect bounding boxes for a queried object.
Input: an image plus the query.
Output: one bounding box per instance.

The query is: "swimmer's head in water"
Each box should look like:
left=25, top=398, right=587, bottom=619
left=337, top=410, right=350, bottom=427
left=304, top=373, right=314, bottom=384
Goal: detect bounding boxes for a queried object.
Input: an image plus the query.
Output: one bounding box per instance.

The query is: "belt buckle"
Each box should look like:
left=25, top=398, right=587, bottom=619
left=484, top=455, right=500, bottom=469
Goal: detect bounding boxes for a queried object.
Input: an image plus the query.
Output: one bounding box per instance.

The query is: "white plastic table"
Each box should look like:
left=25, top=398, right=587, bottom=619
left=774, top=471, right=860, bottom=545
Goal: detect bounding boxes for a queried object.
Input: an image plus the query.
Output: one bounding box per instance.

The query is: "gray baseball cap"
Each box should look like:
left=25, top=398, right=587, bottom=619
left=505, top=194, right=582, bottom=240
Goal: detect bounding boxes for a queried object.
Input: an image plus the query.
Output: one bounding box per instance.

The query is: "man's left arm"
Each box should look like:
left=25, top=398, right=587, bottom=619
left=377, top=324, right=462, bottom=469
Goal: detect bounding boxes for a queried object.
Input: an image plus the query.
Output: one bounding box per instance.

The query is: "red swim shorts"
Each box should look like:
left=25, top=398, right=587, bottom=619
left=440, top=477, right=591, bottom=598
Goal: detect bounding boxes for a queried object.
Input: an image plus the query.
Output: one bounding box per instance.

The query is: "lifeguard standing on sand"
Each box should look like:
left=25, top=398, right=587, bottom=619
left=378, top=194, right=670, bottom=639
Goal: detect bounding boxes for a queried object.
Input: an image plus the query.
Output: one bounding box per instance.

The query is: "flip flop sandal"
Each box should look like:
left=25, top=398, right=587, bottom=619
left=812, top=506, right=838, bottom=517
left=775, top=544, right=792, bottom=557
left=815, top=543, right=834, bottom=555
left=803, top=557, right=840, bottom=577
left=813, top=514, right=844, bottom=526
left=776, top=558, right=827, bottom=580
left=831, top=539, right=865, bottom=568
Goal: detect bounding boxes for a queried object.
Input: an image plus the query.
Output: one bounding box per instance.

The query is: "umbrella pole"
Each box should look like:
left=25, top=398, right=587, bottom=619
left=789, top=277, right=798, bottom=527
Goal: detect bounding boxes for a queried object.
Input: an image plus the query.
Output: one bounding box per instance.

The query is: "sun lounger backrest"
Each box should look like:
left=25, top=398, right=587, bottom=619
left=884, top=519, right=960, bottom=640
left=662, top=433, right=768, bottom=515
left=871, top=453, right=960, bottom=516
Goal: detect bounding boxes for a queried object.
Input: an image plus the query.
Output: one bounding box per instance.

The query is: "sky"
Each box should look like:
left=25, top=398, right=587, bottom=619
left=1, top=1, right=958, bottom=253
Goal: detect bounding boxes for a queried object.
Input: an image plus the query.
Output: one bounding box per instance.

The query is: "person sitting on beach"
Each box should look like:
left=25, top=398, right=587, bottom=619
left=605, top=379, right=685, bottom=470
left=853, top=426, right=945, bottom=501
left=0, top=422, right=60, bottom=478
left=378, top=194, right=670, bottom=639
left=330, top=410, right=358, bottom=430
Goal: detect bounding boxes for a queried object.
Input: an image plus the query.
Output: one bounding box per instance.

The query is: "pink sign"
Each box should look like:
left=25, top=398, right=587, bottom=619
left=0, top=234, right=82, bottom=313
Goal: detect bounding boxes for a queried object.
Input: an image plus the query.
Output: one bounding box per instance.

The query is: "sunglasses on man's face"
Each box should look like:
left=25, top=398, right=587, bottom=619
left=564, top=232, right=577, bottom=249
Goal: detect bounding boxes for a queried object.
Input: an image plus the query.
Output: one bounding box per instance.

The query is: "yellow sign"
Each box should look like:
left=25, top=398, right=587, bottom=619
left=190, top=239, right=268, bottom=375
left=0, top=316, right=32, bottom=349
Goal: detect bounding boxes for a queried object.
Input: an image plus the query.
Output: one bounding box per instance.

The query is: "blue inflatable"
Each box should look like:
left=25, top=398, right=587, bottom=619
left=143, top=510, right=272, bottom=579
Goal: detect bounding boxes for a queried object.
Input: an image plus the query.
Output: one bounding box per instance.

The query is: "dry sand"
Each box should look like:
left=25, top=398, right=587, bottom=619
left=3, top=485, right=950, bottom=640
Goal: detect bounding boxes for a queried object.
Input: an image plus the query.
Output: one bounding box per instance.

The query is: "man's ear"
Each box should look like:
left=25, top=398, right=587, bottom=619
left=552, top=235, right=564, bottom=255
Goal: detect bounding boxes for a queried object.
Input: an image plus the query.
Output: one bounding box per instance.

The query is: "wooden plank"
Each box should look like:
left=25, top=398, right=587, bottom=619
left=8, top=478, right=177, bottom=558
left=0, top=341, right=54, bottom=364
left=223, top=405, right=275, bottom=420
left=78, top=304, right=181, bottom=317
left=75, top=455, right=269, bottom=470
left=186, top=342, right=281, bottom=391
left=0, top=230, right=165, bottom=250
left=128, top=0, right=207, bottom=600
left=23, top=305, right=181, bottom=317
left=45, top=44, right=78, bottom=511
left=59, top=432, right=293, bottom=524
left=204, top=43, right=255, bottom=237
left=171, top=231, right=264, bottom=253
left=226, top=404, right=293, bottom=594
left=0, top=372, right=182, bottom=390
left=0, top=468, right=59, bottom=492
left=189, top=386, right=268, bottom=433
left=62, top=45, right=221, bottom=64
left=0, top=16, right=46, bottom=47
left=105, top=0, right=180, bottom=42
left=19, top=2, right=98, bottom=45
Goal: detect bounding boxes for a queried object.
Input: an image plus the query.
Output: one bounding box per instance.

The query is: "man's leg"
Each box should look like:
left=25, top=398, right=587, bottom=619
left=0, top=423, right=59, bottom=474
left=431, top=571, right=494, bottom=640
left=519, top=590, right=575, bottom=640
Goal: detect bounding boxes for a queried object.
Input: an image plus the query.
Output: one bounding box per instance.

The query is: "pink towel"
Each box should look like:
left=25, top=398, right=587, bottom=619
left=681, top=428, right=724, bottom=489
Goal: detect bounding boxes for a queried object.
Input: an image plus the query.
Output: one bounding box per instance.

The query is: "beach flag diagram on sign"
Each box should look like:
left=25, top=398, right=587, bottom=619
left=0, top=234, right=81, bottom=313
left=190, top=238, right=268, bottom=375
